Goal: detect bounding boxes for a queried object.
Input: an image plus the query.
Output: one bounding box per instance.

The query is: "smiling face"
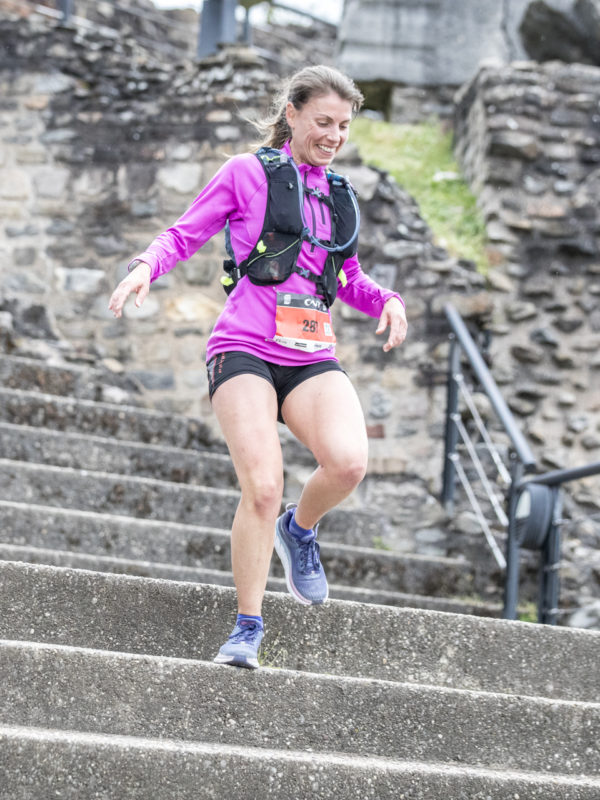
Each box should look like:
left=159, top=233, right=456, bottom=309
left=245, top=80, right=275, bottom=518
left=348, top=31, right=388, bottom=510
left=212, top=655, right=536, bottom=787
left=286, top=91, right=353, bottom=167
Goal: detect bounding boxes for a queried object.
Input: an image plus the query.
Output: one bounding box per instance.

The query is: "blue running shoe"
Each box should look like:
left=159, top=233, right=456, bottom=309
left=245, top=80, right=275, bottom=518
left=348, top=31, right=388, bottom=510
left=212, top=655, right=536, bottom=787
left=275, top=504, right=329, bottom=605
left=213, top=619, right=264, bottom=670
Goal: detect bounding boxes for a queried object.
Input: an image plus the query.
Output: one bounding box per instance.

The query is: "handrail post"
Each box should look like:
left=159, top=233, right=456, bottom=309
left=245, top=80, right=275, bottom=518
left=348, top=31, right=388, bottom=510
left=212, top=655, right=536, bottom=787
left=197, top=0, right=238, bottom=59
left=538, top=489, right=562, bottom=625
left=502, top=457, right=523, bottom=620
left=441, top=334, right=460, bottom=512
left=57, top=0, right=74, bottom=24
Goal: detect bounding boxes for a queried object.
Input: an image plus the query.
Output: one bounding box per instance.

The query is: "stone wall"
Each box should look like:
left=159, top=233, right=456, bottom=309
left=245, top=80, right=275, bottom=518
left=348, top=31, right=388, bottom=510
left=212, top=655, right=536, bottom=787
left=0, top=10, right=487, bottom=484
left=0, top=17, right=269, bottom=400
left=454, top=60, right=600, bottom=480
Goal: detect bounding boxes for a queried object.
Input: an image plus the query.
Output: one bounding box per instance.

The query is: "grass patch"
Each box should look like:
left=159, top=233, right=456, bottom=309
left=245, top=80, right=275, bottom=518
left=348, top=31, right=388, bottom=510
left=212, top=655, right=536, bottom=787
left=372, top=535, right=392, bottom=551
left=349, top=116, right=489, bottom=272
left=517, top=602, right=539, bottom=624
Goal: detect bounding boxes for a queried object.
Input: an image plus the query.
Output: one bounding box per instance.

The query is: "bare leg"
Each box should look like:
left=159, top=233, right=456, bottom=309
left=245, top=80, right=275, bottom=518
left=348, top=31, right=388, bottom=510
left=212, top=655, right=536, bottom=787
left=211, top=375, right=283, bottom=617
left=281, top=370, right=368, bottom=530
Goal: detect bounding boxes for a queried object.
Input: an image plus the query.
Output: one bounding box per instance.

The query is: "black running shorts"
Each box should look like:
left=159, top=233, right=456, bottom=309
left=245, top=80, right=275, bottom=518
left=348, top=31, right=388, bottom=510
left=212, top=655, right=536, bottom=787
left=206, top=351, right=344, bottom=423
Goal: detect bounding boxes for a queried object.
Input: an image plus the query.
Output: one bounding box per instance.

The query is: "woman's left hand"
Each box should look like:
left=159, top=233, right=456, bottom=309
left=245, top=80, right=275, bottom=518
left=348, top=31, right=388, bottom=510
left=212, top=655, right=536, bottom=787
left=376, top=297, right=408, bottom=352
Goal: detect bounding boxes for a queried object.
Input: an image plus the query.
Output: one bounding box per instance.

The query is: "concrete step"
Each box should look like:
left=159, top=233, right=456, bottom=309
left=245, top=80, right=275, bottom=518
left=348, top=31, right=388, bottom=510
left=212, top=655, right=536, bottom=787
left=4, top=726, right=599, bottom=800
left=2, top=638, right=598, bottom=776
left=0, top=500, right=479, bottom=601
left=0, top=387, right=219, bottom=449
left=1, top=560, right=598, bottom=703
left=0, top=421, right=238, bottom=488
left=0, top=353, right=143, bottom=404
left=0, top=543, right=497, bottom=616
left=0, top=463, right=484, bottom=607
left=0, top=459, right=238, bottom=528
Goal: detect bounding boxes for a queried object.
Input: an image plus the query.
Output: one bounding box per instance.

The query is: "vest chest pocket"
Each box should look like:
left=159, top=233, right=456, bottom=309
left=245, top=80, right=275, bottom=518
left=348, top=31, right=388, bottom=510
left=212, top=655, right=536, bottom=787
left=245, top=233, right=303, bottom=285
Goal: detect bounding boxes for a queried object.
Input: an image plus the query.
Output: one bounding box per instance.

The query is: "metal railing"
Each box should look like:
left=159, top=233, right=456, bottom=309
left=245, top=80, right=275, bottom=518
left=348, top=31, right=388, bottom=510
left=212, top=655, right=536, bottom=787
left=44, top=0, right=336, bottom=62
left=442, top=303, right=600, bottom=625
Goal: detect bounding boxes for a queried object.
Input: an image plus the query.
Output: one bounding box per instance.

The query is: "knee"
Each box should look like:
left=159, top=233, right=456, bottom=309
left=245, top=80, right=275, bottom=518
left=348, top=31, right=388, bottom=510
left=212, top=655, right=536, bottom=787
left=243, top=474, right=284, bottom=519
left=327, top=451, right=368, bottom=492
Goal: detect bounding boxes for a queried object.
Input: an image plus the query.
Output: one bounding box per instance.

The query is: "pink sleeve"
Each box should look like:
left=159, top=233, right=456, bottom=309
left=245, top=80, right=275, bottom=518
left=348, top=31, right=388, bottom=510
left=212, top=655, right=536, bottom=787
left=337, top=254, right=405, bottom=317
left=132, top=154, right=262, bottom=283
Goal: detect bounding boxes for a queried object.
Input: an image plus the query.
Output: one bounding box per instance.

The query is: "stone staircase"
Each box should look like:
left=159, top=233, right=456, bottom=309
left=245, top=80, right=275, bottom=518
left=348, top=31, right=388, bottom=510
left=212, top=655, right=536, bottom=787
left=1, top=347, right=600, bottom=797
left=0, top=352, right=497, bottom=616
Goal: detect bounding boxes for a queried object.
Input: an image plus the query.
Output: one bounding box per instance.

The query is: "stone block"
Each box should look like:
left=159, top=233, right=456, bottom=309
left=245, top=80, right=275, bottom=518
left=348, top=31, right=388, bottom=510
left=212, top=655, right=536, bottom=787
left=122, top=296, right=160, bottom=320
left=15, top=142, right=48, bottom=164
left=214, top=125, right=241, bottom=141
left=55, top=268, right=105, bottom=294
left=72, top=169, right=114, bottom=199
left=505, top=301, right=538, bottom=322
left=206, top=109, right=232, bottom=123
left=0, top=169, right=32, bottom=200
left=158, top=163, right=202, bottom=194
left=489, top=131, right=539, bottom=160
left=182, top=257, right=219, bottom=285
left=33, top=166, right=70, bottom=198
left=341, top=164, right=380, bottom=202
left=165, top=294, right=222, bottom=323
left=32, top=72, right=76, bottom=94
left=93, top=235, right=129, bottom=257
left=3, top=273, right=46, bottom=294
left=40, top=128, right=76, bottom=144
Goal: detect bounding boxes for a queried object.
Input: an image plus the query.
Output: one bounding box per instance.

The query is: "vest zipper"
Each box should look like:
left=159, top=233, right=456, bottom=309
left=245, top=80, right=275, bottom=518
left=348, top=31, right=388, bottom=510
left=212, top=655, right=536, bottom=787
left=318, top=195, right=327, bottom=225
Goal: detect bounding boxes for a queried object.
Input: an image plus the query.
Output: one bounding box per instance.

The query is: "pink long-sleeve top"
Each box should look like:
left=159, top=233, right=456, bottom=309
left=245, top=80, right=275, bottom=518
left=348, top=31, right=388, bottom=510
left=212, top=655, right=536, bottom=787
left=134, top=142, right=404, bottom=366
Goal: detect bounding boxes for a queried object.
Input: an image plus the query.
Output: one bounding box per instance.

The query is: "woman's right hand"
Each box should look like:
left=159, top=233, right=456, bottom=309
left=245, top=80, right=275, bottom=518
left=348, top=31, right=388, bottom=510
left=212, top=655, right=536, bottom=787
left=108, top=261, right=152, bottom=318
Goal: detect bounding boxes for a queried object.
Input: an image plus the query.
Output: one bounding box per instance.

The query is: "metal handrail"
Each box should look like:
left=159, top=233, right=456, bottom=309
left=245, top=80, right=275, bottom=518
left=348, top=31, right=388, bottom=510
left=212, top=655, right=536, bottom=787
left=506, top=460, right=600, bottom=624
left=444, top=303, right=536, bottom=470
left=517, top=461, right=600, bottom=488
left=442, top=302, right=600, bottom=625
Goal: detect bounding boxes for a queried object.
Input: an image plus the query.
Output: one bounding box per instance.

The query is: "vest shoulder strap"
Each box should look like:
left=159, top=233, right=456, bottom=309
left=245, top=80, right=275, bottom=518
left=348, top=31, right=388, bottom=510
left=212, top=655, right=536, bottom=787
left=221, top=149, right=359, bottom=304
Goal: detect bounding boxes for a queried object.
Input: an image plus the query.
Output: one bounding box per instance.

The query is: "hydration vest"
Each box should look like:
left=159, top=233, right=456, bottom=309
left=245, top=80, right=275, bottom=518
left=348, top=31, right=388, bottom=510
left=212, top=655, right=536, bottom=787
left=221, top=147, right=359, bottom=308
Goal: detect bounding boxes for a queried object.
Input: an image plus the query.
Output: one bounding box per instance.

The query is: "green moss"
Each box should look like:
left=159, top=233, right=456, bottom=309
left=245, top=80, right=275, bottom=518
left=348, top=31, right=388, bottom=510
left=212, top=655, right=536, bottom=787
left=258, top=638, right=288, bottom=669
left=349, top=116, right=490, bottom=272
left=372, top=536, right=392, bottom=551
left=517, top=602, right=539, bottom=624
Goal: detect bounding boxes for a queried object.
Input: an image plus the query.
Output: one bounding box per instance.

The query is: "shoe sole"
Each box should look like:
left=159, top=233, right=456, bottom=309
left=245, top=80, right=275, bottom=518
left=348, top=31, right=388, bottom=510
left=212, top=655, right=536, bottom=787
left=274, top=527, right=328, bottom=606
left=213, top=653, right=259, bottom=670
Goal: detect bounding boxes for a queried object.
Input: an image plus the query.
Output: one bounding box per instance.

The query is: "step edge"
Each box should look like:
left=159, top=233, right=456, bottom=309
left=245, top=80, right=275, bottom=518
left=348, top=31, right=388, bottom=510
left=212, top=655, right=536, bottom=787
left=0, top=420, right=231, bottom=462
left=0, top=550, right=493, bottom=610
left=0, top=386, right=197, bottom=423
left=0, top=499, right=229, bottom=534
left=0, top=457, right=240, bottom=497
left=3, top=559, right=600, bottom=643
left=2, top=723, right=600, bottom=787
left=2, top=637, right=600, bottom=710
left=0, top=508, right=473, bottom=569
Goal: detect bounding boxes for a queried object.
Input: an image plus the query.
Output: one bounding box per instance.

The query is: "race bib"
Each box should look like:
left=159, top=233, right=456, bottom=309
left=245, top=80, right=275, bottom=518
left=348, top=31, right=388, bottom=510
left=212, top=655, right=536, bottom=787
left=274, top=292, right=336, bottom=352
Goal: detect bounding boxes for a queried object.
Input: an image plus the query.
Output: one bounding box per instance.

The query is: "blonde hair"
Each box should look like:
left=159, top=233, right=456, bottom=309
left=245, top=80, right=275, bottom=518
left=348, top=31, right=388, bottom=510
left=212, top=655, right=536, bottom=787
left=254, top=65, right=364, bottom=150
